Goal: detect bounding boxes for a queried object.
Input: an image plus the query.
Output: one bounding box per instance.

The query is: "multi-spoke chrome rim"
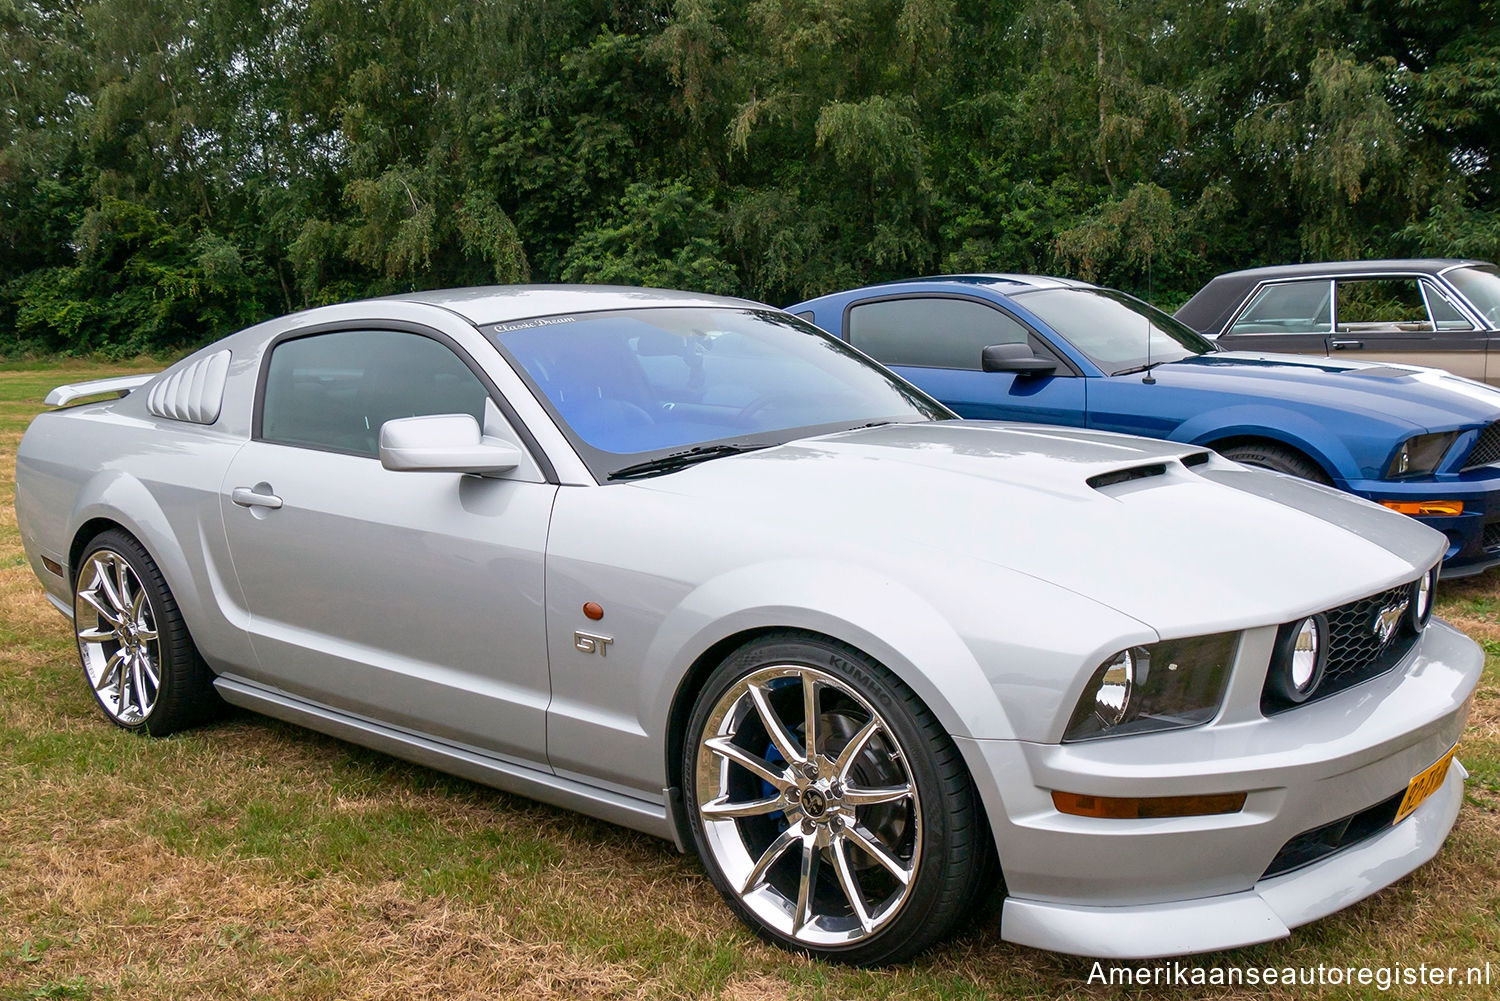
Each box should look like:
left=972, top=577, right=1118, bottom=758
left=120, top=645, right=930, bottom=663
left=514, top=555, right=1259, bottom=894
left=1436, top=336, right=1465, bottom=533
left=695, top=665, right=920, bottom=946
left=74, top=550, right=160, bottom=726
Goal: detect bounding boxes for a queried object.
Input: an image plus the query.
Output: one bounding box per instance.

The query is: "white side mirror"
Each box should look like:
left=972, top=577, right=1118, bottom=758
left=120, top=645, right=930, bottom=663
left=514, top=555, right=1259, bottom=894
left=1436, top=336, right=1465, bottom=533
left=378, top=414, right=521, bottom=476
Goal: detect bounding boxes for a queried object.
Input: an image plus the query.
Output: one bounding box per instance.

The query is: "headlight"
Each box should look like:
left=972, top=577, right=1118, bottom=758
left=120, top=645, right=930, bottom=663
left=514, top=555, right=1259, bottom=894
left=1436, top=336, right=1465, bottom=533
left=1064, top=633, right=1238, bottom=741
left=1410, top=564, right=1438, bottom=631
left=1386, top=431, right=1458, bottom=478
left=1265, top=614, right=1328, bottom=706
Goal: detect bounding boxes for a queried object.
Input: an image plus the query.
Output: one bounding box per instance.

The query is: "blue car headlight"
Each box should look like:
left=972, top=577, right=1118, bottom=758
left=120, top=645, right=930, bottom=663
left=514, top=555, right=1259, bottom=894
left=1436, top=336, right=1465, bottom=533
left=1386, top=431, right=1458, bottom=478
left=1064, top=633, right=1239, bottom=741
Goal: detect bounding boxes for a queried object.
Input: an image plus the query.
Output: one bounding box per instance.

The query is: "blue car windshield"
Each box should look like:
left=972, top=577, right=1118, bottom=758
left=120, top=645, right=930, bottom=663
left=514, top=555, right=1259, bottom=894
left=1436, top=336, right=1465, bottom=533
left=1015, top=288, right=1217, bottom=375
left=488, top=307, right=949, bottom=478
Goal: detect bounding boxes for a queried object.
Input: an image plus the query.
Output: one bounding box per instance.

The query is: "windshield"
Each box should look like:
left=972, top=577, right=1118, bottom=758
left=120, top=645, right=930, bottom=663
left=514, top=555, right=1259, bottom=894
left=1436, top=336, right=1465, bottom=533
left=1445, top=265, right=1500, bottom=326
left=488, top=307, right=950, bottom=479
left=1013, top=288, right=1216, bottom=374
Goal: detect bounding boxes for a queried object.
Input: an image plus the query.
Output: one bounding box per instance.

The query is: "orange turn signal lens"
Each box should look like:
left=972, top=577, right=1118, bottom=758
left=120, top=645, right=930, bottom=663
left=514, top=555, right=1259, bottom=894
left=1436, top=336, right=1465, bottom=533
left=1379, top=500, right=1464, bottom=516
left=1052, top=790, right=1247, bottom=819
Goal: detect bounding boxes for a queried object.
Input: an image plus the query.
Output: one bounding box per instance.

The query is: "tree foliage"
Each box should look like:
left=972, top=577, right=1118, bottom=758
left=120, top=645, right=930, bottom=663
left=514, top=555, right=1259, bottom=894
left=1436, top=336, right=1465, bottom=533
left=2, top=0, right=1498, bottom=354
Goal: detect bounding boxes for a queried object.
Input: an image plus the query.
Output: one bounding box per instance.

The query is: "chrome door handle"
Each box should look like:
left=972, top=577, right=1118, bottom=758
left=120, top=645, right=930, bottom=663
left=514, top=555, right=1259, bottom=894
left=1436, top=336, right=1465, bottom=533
left=1331, top=339, right=1364, bottom=350
left=231, top=487, right=283, bottom=509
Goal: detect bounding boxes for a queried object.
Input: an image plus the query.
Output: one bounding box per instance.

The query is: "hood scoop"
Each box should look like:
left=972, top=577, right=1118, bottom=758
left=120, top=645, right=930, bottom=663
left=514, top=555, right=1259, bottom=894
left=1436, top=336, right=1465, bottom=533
left=1087, top=462, right=1167, bottom=490
left=1087, top=452, right=1212, bottom=493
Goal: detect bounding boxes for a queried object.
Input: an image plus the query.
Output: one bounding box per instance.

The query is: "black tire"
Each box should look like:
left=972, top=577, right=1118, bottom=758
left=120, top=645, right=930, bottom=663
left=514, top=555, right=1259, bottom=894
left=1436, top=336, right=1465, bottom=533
left=1218, top=441, right=1332, bottom=484
left=683, top=632, right=988, bottom=965
left=73, top=529, right=221, bottom=736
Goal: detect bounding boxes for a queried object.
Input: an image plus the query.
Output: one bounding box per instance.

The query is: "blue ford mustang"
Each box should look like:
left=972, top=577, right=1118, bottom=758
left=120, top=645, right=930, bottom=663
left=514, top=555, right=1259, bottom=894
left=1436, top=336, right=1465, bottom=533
left=789, top=275, right=1500, bottom=576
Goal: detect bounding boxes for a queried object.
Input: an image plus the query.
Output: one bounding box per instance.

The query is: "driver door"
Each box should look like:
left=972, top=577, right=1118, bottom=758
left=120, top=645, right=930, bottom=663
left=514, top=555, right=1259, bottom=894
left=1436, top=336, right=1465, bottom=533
left=219, top=328, right=557, bottom=766
left=842, top=294, right=1087, bottom=425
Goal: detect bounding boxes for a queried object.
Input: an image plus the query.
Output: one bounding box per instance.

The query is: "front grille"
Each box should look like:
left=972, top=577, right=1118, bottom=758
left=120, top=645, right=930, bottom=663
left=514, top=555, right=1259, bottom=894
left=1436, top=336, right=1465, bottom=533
left=1463, top=421, right=1500, bottom=470
left=1261, top=790, right=1404, bottom=879
left=1262, top=580, right=1419, bottom=714
left=1485, top=522, right=1500, bottom=553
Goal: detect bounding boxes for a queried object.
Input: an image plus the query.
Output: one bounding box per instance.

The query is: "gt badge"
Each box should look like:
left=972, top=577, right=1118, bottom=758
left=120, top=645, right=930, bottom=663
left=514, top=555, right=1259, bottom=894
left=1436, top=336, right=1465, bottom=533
left=575, top=630, right=613, bottom=657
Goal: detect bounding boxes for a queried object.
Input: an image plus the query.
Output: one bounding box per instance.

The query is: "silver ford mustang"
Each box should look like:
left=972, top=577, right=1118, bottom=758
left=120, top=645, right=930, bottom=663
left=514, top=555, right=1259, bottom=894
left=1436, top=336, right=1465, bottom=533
left=14, top=286, right=1481, bottom=965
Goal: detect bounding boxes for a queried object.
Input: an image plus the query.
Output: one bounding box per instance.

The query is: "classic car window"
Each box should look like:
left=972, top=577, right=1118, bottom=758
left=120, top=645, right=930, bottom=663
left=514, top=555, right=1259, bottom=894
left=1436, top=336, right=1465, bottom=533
left=261, top=330, right=488, bottom=457
left=1227, top=281, right=1332, bottom=335
left=847, top=297, right=1028, bottom=370
left=1013, top=288, right=1213, bottom=374
left=489, top=307, right=948, bottom=474
left=1445, top=265, right=1500, bottom=325
left=1335, top=278, right=1435, bottom=331
left=1422, top=281, right=1474, bottom=330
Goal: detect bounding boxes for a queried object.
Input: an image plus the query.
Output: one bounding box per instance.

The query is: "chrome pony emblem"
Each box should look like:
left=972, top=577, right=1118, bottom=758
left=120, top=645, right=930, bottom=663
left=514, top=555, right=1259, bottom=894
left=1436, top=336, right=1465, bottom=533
left=1372, top=600, right=1409, bottom=643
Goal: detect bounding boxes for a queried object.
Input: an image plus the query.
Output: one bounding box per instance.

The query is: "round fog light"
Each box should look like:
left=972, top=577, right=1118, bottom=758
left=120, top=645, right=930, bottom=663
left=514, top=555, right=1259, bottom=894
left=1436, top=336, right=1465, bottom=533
left=1289, top=618, right=1320, bottom=692
left=1270, top=614, right=1328, bottom=705
left=1410, top=566, right=1437, bottom=631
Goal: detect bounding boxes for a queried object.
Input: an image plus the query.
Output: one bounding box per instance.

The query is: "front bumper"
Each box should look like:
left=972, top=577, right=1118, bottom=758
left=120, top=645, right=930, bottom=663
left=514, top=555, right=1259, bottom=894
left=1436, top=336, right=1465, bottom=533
left=1344, top=471, right=1500, bottom=575
left=958, top=620, right=1481, bottom=958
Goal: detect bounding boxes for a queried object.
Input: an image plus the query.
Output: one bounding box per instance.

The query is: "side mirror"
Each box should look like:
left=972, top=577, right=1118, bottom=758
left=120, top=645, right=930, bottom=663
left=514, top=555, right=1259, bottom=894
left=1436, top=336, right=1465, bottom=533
left=981, top=342, right=1057, bottom=376
left=379, top=414, right=521, bottom=476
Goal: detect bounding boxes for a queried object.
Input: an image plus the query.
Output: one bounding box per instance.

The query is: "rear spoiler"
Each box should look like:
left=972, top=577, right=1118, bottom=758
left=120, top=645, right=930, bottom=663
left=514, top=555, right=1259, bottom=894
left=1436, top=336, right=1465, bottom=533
left=45, top=374, right=157, bottom=408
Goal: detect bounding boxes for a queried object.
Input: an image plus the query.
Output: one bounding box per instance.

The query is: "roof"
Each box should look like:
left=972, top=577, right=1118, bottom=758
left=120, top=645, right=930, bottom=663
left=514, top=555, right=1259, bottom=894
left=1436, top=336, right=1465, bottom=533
left=386, top=284, right=766, bottom=327
left=1206, top=259, right=1491, bottom=281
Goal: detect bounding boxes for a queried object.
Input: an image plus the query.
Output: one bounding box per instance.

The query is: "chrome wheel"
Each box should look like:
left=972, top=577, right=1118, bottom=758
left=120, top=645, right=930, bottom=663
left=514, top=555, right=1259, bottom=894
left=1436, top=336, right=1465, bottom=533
left=694, top=664, right=920, bottom=947
left=74, top=549, right=160, bottom=726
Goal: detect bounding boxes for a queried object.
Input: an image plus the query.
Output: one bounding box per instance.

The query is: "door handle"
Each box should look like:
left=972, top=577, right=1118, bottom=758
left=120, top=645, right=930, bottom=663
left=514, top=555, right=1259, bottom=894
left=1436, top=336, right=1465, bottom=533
left=232, top=486, right=283, bottom=509
left=1331, top=339, right=1364, bottom=350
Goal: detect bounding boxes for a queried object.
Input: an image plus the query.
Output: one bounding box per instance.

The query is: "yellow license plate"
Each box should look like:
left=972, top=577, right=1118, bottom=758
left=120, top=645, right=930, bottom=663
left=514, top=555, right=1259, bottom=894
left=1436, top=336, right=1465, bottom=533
left=1394, top=744, right=1458, bottom=825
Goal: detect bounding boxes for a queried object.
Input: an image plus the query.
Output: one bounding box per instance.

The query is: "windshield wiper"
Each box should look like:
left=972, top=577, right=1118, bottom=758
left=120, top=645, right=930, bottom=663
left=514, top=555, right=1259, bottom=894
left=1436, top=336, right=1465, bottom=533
left=608, top=443, right=772, bottom=480
left=1113, top=360, right=1172, bottom=376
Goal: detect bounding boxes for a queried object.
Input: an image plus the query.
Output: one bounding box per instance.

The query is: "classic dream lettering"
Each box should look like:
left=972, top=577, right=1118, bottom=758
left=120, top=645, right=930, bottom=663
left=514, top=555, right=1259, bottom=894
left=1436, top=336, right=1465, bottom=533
left=494, top=315, right=577, bottom=333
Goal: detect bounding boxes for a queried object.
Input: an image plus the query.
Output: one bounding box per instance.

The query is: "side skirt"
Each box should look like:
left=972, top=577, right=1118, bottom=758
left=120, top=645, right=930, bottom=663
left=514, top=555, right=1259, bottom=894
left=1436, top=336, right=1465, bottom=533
left=213, top=675, right=676, bottom=842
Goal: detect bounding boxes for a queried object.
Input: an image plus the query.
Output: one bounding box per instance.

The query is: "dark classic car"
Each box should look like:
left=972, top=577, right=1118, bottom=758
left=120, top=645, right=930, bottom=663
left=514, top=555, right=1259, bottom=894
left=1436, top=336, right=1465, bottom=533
left=1176, top=260, right=1500, bottom=385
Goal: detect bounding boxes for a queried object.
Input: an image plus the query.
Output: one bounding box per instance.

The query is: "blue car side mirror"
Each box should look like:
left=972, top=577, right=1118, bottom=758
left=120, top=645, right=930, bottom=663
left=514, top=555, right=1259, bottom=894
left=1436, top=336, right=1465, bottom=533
left=981, top=343, right=1058, bottom=376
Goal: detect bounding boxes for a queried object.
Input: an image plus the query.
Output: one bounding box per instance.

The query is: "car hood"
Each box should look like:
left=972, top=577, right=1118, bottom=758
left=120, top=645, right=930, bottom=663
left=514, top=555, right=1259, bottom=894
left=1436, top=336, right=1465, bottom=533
left=636, top=421, right=1444, bottom=635
left=1152, top=352, right=1500, bottom=430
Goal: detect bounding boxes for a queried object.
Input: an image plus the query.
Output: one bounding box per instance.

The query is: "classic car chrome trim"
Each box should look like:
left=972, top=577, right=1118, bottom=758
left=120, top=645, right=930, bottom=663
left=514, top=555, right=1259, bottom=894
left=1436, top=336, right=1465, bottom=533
left=1221, top=272, right=1489, bottom=337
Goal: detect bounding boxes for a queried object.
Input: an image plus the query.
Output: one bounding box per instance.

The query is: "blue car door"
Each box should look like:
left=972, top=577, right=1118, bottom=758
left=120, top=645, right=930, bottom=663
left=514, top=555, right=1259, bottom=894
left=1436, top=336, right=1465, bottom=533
left=839, top=294, right=1088, bottom=426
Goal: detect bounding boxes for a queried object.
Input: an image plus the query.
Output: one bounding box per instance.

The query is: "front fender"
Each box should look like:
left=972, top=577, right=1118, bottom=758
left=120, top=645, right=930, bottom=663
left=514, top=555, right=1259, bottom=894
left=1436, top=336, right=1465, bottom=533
left=636, top=558, right=1015, bottom=746
left=1171, top=406, right=1361, bottom=482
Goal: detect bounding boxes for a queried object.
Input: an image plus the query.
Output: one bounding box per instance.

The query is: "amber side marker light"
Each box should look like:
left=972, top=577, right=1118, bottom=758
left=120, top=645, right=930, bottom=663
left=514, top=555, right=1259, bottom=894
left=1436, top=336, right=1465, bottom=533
left=1052, top=790, right=1248, bottom=819
left=1380, top=500, right=1464, bottom=516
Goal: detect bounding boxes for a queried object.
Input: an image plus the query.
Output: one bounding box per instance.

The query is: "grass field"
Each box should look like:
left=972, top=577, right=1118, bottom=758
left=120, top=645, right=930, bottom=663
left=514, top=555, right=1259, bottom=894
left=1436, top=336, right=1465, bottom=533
left=0, top=365, right=1496, bottom=1000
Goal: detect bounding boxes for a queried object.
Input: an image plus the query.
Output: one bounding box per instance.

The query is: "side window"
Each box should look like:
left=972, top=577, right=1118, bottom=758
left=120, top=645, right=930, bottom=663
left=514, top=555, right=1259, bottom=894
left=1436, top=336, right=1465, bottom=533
left=847, top=297, right=1031, bottom=370
left=1227, top=281, right=1332, bottom=335
left=1336, top=278, right=1433, bottom=330
left=1422, top=281, right=1475, bottom=331
left=261, top=330, right=489, bottom=457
